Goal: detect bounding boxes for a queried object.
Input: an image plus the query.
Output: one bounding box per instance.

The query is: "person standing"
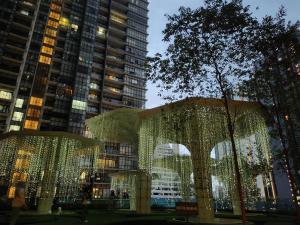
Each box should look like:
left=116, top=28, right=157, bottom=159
left=108, top=190, right=116, bottom=210
left=81, top=190, right=89, bottom=223
left=9, top=185, right=27, bottom=225
left=0, top=177, right=8, bottom=210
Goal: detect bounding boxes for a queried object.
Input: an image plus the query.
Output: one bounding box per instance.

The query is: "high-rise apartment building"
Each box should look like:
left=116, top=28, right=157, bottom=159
left=0, top=0, right=148, bottom=202
left=0, top=0, right=148, bottom=135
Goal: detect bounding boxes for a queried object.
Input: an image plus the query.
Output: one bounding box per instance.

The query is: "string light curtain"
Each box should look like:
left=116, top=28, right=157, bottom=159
left=0, top=131, right=100, bottom=205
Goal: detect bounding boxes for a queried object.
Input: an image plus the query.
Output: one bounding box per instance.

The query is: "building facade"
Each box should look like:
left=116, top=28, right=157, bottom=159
left=0, top=0, right=148, bottom=200
left=0, top=0, right=148, bottom=134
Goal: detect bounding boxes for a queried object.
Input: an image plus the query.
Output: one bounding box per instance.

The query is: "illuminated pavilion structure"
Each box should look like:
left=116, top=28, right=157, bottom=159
left=0, top=131, right=100, bottom=214
left=0, top=97, right=273, bottom=219
left=86, top=97, right=273, bottom=221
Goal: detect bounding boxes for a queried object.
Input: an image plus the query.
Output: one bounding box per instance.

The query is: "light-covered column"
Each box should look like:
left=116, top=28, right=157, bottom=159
left=189, top=143, right=215, bottom=221
left=129, top=174, right=137, bottom=211
left=135, top=170, right=151, bottom=214
left=232, top=186, right=242, bottom=215
left=37, top=138, right=61, bottom=214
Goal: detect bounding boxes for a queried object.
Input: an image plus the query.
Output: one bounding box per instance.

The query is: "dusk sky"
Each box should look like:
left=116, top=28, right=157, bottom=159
left=145, top=0, right=300, bottom=109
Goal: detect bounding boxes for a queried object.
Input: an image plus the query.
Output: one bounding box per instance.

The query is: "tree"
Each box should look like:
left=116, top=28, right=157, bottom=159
left=239, top=8, right=300, bottom=222
left=146, top=1, right=256, bottom=224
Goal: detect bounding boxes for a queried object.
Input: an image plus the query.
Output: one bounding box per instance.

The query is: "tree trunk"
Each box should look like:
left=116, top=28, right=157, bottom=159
left=214, top=60, right=247, bottom=224
left=223, top=95, right=248, bottom=225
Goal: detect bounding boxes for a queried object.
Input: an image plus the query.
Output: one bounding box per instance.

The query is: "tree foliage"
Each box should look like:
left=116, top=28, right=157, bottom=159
left=237, top=7, right=300, bottom=218
left=146, top=0, right=256, bottom=101
left=239, top=7, right=300, bottom=184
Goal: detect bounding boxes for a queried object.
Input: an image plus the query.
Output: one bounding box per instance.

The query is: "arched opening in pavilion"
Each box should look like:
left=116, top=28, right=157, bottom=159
left=151, top=143, right=195, bottom=208
left=211, top=134, right=276, bottom=213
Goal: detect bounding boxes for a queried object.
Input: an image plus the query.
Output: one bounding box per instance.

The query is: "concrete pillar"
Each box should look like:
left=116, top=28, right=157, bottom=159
left=135, top=170, right=151, bottom=214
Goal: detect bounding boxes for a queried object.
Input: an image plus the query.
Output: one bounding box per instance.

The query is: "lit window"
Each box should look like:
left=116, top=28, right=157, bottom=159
left=64, top=87, right=73, bottom=95
left=24, top=120, right=39, bottom=130
left=18, top=149, right=32, bottom=156
left=71, top=24, right=78, bottom=32
left=0, top=90, right=12, bottom=100
left=29, top=97, right=43, bottom=106
left=15, top=98, right=24, bottom=108
left=15, top=159, right=30, bottom=169
left=88, top=93, right=97, bottom=100
left=111, top=15, right=125, bottom=24
left=43, top=37, right=55, bottom=46
left=97, top=27, right=106, bottom=36
left=97, top=159, right=115, bottom=168
left=296, top=64, right=300, bottom=76
left=50, top=3, right=61, bottom=12
left=107, top=87, right=121, bottom=93
left=20, top=10, right=29, bottom=16
left=8, top=187, right=15, bottom=198
left=39, top=55, right=52, bottom=64
left=12, top=112, right=23, bottom=121
left=59, top=17, right=70, bottom=27
left=72, top=100, right=86, bottom=110
left=45, top=28, right=57, bottom=37
left=27, top=108, right=41, bottom=118
left=47, top=19, right=59, bottom=28
left=80, top=171, right=86, bottom=180
left=23, top=1, right=33, bottom=6
left=49, top=11, right=60, bottom=20
left=89, top=83, right=99, bottom=89
left=19, top=173, right=28, bottom=182
left=111, top=11, right=126, bottom=24
left=9, top=125, right=20, bottom=131
left=41, top=46, right=53, bottom=55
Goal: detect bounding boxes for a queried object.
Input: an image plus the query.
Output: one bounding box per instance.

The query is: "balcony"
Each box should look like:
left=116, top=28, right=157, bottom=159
left=100, top=6, right=109, bottom=14
left=106, top=55, right=124, bottom=65
left=109, top=36, right=126, bottom=46
left=105, top=75, right=123, bottom=82
left=93, top=52, right=105, bottom=60
left=91, top=73, right=102, bottom=81
left=106, top=66, right=124, bottom=75
left=104, top=87, right=123, bottom=96
left=109, top=26, right=126, bottom=37
left=111, top=1, right=128, bottom=14
left=88, top=94, right=100, bottom=102
left=99, top=15, right=108, bottom=22
left=2, top=56, right=22, bottom=65
left=87, top=107, right=99, bottom=115
left=12, top=21, right=31, bottom=31
left=102, top=98, right=124, bottom=107
left=92, top=62, right=104, bottom=70
left=107, top=45, right=126, bottom=55
left=21, top=1, right=35, bottom=7
left=94, top=42, right=106, bottom=49
left=8, top=32, right=28, bottom=43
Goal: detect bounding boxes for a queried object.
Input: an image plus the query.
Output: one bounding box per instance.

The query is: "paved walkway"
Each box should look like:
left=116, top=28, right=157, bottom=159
left=0, top=210, right=296, bottom=225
